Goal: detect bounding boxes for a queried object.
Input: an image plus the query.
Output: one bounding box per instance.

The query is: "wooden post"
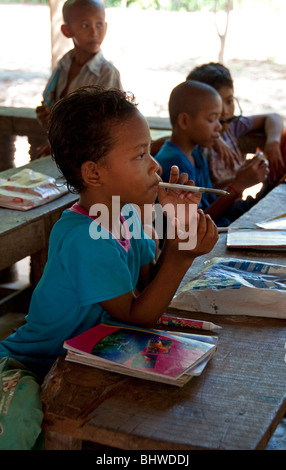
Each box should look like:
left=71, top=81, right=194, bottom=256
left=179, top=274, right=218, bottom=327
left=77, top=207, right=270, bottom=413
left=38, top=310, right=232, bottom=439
left=48, top=0, right=71, bottom=71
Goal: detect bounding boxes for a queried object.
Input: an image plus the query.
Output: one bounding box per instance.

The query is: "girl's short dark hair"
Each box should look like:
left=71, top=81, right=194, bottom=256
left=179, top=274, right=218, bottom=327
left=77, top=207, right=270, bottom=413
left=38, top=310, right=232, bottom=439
left=186, top=62, right=233, bottom=91
left=48, top=86, right=137, bottom=193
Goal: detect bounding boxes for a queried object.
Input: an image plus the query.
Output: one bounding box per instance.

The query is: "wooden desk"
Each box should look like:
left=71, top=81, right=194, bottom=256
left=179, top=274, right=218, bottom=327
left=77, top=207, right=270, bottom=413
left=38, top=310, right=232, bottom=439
left=0, top=157, right=78, bottom=312
left=180, top=183, right=286, bottom=284
left=41, top=184, right=286, bottom=450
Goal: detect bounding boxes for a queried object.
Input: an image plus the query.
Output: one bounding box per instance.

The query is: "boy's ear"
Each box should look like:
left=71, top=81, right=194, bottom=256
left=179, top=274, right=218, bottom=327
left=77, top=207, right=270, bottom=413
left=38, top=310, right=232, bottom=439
left=61, top=24, right=73, bottom=39
left=81, top=161, right=102, bottom=186
left=177, top=112, right=191, bottom=130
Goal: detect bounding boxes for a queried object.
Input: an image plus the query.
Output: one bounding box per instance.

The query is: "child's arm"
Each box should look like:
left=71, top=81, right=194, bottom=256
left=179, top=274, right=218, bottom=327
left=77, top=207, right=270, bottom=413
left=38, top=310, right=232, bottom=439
left=212, top=136, right=242, bottom=168
left=204, top=154, right=269, bottom=223
left=100, top=167, right=218, bottom=327
left=100, top=210, right=217, bottom=327
left=250, top=113, right=285, bottom=183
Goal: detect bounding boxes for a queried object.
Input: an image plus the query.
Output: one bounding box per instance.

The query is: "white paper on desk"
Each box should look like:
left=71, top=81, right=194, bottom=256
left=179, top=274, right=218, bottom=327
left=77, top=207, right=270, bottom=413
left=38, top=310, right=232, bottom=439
left=226, top=228, right=286, bottom=250
left=256, top=213, right=286, bottom=230
left=171, top=257, right=286, bottom=319
left=0, top=168, right=68, bottom=211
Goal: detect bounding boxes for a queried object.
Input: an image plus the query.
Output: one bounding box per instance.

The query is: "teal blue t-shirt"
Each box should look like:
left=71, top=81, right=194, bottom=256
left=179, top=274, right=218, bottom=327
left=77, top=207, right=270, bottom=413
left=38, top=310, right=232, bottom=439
left=0, top=204, right=155, bottom=378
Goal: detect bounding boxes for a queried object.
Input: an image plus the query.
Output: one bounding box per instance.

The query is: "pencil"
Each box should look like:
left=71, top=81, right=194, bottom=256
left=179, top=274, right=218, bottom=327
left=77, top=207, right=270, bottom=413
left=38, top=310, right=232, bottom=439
left=158, top=182, right=229, bottom=196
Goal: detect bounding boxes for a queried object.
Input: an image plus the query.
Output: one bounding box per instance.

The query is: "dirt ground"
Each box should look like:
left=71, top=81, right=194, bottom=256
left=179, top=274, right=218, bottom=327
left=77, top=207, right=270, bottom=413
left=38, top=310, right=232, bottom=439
left=1, top=4, right=286, bottom=118
left=1, top=3, right=286, bottom=165
left=0, top=3, right=285, bottom=450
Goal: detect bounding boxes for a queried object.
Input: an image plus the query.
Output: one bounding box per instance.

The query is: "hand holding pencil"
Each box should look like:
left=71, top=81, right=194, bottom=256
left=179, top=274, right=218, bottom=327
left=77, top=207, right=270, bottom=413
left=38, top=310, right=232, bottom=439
left=158, top=165, right=229, bottom=197
left=157, top=166, right=202, bottom=207
left=157, top=166, right=218, bottom=256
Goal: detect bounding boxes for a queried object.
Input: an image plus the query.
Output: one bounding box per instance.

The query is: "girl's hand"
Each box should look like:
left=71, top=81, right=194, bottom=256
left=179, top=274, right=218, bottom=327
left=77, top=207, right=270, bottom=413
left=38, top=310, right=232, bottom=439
left=234, top=155, right=269, bottom=191
left=36, top=101, right=51, bottom=129
left=213, top=136, right=241, bottom=168
left=169, top=209, right=218, bottom=259
left=157, top=165, right=201, bottom=208
left=157, top=166, right=201, bottom=232
left=264, top=141, right=285, bottom=183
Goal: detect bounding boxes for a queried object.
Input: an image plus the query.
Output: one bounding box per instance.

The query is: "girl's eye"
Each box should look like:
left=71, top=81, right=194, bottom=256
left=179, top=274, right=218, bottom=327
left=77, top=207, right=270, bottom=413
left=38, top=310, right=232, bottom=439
left=81, top=23, right=88, bottom=29
left=136, top=153, right=145, bottom=160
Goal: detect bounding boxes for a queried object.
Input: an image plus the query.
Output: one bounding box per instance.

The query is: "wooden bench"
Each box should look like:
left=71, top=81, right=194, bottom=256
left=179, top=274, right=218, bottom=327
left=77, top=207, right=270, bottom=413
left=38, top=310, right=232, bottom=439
left=0, top=105, right=267, bottom=164
left=0, top=106, right=46, bottom=169
left=0, top=106, right=172, bottom=170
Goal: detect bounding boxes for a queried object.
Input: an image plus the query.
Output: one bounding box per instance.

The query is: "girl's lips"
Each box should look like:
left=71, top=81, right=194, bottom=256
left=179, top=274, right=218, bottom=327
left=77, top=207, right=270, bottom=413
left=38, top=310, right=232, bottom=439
left=150, top=183, right=159, bottom=192
left=150, top=177, right=162, bottom=191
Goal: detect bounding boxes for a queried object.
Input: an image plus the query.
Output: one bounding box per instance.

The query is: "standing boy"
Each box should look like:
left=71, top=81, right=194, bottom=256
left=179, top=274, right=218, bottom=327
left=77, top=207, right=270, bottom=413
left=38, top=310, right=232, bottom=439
left=36, top=0, right=122, bottom=156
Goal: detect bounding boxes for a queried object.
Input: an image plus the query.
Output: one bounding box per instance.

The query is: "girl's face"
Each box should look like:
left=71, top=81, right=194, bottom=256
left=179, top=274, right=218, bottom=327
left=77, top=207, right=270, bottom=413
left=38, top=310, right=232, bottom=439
left=217, top=85, right=235, bottom=132
left=98, top=111, right=161, bottom=207
left=187, top=94, right=223, bottom=148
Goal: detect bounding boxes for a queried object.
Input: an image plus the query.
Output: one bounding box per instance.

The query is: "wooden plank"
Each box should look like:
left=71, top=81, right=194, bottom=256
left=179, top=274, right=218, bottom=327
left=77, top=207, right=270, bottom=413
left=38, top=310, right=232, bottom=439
left=0, top=106, right=171, bottom=139
left=0, top=312, right=27, bottom=340
left=145, top=116, right=171, bottom=130
left=49, top=0, right=70, bottom=70
left=0, top=286, right=32, bottom=317
left=45, top=430, right=82, bottom=450
left=41, top=310, right=286, bottom=451
left=0, top=220, right=46, bottom=272
left=0, top=106, right=45, bottom=137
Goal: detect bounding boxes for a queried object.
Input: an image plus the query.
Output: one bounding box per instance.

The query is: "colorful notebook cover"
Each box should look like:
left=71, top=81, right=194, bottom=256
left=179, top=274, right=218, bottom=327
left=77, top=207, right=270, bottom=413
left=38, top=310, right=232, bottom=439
left=64, top=322, right=215, bottom=380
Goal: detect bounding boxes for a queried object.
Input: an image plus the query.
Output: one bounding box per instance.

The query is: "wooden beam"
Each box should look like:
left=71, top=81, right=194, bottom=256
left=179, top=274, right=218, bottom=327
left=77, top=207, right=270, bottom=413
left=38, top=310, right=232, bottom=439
left=0, top=106, right=45, bottom=138
left=49, top=0, right=71, bottom=70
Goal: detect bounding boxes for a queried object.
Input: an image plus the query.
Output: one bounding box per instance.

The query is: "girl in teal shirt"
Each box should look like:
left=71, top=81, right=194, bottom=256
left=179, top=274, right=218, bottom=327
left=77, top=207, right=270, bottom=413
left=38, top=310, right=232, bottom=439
left=0, top=86, right=218, bottom=380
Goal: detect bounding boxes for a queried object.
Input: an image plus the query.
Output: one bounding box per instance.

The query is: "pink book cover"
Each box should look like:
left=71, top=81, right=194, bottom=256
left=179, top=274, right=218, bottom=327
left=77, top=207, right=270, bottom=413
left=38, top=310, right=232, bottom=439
left=64, top=323, right=214, bottom=379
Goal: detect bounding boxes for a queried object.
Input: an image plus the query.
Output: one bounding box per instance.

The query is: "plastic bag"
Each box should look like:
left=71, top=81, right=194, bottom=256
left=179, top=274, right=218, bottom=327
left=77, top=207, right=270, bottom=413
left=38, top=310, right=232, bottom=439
left=0, top=168, right=68, bottom=211
left=0, top=357, right=43, bottom=450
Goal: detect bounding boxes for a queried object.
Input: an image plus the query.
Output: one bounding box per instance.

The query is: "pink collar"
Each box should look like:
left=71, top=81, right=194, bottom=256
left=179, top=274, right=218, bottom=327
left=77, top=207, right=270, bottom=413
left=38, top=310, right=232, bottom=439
left=69, top=202, right=131, bottom=251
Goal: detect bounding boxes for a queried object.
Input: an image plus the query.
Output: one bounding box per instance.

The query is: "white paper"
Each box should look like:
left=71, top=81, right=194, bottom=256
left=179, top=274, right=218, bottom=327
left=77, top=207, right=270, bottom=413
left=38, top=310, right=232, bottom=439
left=256, top=213, right=286, bottom=230
left=171, top=257, right=286, bottom=319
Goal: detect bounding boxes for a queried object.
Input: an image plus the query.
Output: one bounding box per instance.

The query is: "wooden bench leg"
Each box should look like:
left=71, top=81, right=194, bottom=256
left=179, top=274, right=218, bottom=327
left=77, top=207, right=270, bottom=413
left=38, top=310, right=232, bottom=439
left=44, top=430, right=82, bottom=450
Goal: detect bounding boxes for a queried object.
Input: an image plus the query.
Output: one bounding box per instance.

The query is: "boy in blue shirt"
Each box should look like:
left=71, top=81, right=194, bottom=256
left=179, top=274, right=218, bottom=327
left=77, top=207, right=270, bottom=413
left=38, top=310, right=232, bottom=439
left=156, top=80, right=269, bottom=226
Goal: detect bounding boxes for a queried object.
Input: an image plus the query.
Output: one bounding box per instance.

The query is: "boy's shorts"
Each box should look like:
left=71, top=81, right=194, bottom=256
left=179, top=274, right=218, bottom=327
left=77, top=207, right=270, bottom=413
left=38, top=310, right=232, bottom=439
left=0, top=356, right=44, bottom=450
